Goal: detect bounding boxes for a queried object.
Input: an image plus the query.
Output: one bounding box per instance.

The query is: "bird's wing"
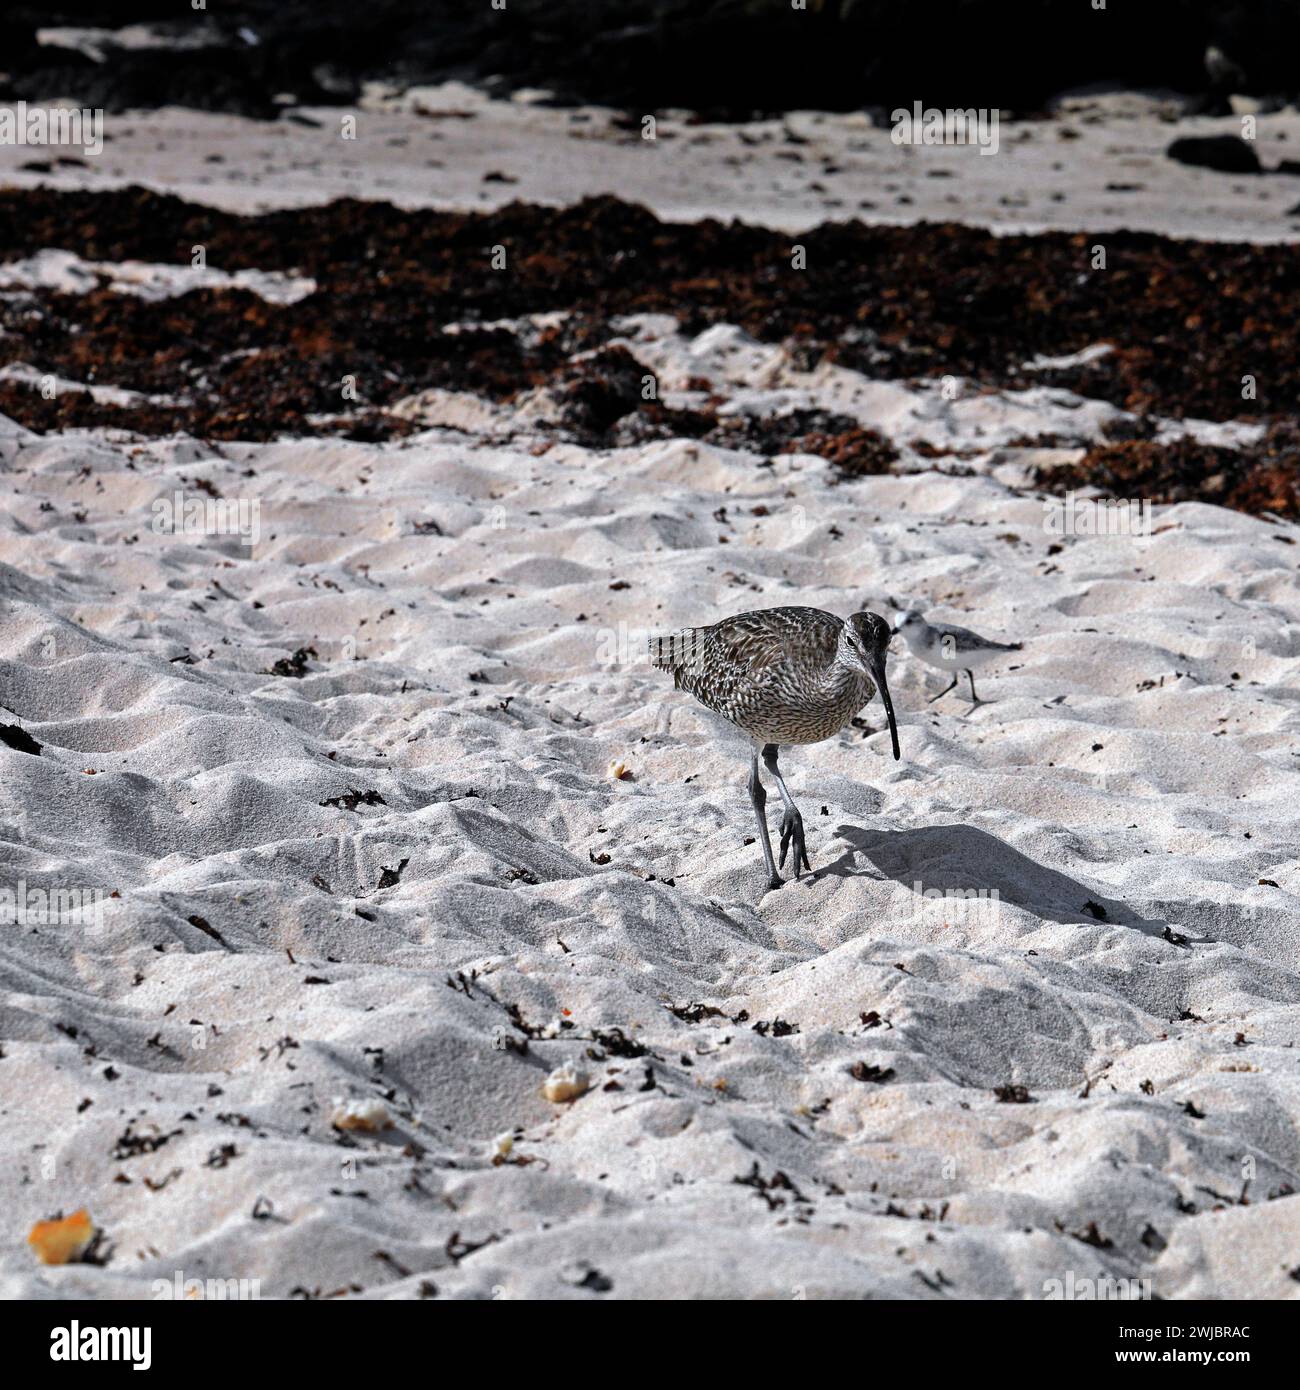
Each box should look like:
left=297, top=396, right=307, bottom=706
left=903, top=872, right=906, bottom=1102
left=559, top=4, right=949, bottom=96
left=710, top=607, right=838, bottom=666
left=929, top=620, right=1015, bottom=652
left=673, top=607, right=839, bottom=705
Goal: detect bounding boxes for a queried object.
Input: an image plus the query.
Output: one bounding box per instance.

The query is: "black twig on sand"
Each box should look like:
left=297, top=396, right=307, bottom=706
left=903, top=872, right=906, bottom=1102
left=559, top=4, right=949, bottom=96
left=733, top=1161, right=811, bottom=1211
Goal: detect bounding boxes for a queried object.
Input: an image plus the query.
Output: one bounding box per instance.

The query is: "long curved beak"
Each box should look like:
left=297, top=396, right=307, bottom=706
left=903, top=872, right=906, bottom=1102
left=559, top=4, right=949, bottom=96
left=870, top=654, right=901, bottom=761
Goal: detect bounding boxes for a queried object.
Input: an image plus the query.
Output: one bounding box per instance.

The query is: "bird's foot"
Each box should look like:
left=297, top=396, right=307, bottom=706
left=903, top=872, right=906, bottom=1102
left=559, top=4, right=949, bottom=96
left=765, top=872, right=785, bottom=893
left=778, top=808, right=811, bottom=878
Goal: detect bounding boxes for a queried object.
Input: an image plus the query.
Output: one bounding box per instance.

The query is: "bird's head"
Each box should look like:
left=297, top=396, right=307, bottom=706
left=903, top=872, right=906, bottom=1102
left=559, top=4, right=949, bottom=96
left=840, top=611, right=900, bottom=761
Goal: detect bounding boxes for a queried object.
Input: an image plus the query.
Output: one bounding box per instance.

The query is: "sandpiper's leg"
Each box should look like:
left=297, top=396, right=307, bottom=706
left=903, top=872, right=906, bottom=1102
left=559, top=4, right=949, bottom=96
left=927, top=674, right=959, bottom=704
left=762, top=744, right=810, bottom=878
left=965, top=669, right=982, bottom=703
left=748, top=751, right=782, bottom=891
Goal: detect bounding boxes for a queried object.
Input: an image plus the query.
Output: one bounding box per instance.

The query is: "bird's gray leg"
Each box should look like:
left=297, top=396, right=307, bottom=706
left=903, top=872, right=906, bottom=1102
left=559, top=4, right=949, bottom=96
left=762, top=744, right=811, bottom=878
left=748, top=752, right=783, bottom=891
left=965, top=669, right=982, bottom=703
left=927, top=674, right=959, bottom=704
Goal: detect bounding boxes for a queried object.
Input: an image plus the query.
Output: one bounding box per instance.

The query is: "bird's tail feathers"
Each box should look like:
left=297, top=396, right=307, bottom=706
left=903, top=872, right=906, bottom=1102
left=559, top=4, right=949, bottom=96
left=647, top=627, right=707, bottom=671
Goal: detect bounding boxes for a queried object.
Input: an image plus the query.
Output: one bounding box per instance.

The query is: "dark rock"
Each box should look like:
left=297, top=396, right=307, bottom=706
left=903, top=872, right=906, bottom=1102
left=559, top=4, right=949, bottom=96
left=1167, top=135, right=1261, bottom=174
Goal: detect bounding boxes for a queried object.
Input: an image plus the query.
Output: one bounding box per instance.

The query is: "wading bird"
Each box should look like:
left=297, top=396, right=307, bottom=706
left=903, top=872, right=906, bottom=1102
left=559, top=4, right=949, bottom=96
left=649, top=607, right=900, bottom=893
left=893, top=609, right=1021, bottom=704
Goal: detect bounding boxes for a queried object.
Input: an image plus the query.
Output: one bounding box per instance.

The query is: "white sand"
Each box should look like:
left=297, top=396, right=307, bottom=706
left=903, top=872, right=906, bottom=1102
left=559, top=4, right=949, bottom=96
left=0, top=247, right=315, bottom=304
left=1, top=314, right=1299, bottom=1298
left=2, top=82, right=1300, bottom=241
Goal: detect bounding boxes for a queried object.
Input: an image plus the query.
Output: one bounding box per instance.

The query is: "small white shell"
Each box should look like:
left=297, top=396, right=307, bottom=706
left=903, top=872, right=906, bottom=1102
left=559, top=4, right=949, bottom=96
left=330, top=1097, right=391, bottom=1132
left=542, top=1062, right=589, bottom=1103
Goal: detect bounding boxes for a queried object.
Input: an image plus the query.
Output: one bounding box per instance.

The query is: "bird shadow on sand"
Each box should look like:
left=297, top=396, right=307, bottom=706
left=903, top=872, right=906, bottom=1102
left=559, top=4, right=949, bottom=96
left=811, top=823, right=1196, bottom=943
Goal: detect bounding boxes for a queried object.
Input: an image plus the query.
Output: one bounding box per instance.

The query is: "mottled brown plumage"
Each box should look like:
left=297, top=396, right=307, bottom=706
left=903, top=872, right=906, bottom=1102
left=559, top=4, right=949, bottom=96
left=652, top=607, right=872, bottom=744
left=649, top=606, right=901, bottom=894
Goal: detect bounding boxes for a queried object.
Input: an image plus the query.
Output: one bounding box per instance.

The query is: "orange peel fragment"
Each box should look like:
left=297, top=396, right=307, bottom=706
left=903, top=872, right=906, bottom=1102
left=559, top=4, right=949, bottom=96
left=28, top=1208, right=96, bottom=1265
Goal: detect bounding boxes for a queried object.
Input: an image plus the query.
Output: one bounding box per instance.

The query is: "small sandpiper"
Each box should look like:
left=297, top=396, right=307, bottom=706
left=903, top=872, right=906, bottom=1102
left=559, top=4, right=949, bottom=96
left=649, top=607, right=900, bottom=895
left=893, top=609, right=1021, bottom=704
